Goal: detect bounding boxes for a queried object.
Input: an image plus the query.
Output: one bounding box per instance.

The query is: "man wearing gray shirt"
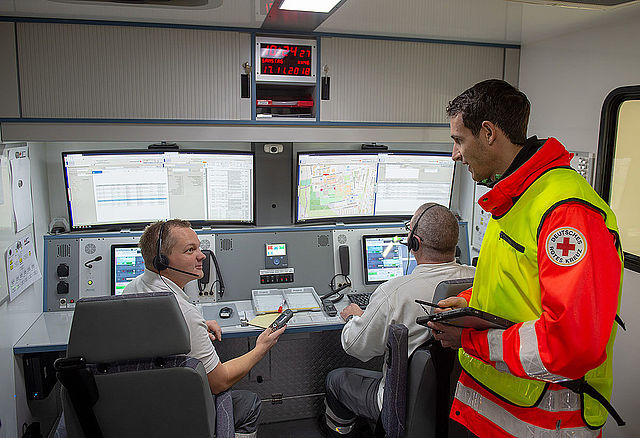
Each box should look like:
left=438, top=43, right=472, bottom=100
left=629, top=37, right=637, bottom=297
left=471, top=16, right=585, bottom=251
left=324, top=203, right=475, bottom=436
left=124, top=219, right=286, bottom=438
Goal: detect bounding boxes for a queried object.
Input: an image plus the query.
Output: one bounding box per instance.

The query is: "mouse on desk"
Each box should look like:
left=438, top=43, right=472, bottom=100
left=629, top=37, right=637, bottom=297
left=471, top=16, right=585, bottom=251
left=219, top=306, right=233, bottom=319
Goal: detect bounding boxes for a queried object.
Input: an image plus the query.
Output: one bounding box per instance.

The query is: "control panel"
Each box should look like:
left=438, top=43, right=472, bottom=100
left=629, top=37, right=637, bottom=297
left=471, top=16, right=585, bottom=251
left=570, top=151, right=595, bottom=186
left=260, top=267, right=294, bottom=284
left=43, top=223, right=471, bottom=312
left=46, top=238, right=79, bottom=310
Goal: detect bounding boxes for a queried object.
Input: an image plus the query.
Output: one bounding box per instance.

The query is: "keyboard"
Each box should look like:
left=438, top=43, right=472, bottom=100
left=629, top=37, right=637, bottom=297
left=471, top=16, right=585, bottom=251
left=347, top=293, right=371, bottom=310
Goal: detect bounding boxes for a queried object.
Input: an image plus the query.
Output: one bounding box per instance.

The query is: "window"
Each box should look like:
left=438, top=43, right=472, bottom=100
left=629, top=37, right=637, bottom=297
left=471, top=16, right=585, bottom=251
left=595, top=86, right=640, bottom=272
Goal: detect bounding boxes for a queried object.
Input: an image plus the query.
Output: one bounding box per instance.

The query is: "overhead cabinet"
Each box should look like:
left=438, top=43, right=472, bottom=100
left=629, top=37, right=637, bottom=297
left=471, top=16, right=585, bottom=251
left=319, top=37, right=507, bottom=124
left=6, top=21, right=516, bottom=127
left=16, top=22, right=252, bottom=121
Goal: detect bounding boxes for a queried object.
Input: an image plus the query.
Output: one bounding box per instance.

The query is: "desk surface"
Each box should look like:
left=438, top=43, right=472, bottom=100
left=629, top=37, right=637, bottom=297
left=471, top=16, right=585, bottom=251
left=14, top=297, right=352, bottom=354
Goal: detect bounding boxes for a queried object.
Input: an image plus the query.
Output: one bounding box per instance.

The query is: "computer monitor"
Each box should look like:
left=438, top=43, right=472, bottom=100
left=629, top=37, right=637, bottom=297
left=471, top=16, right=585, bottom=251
left=362, top=234, right=417, bottom=285
left=62, top=150, right=255, bottom=230
left=111, top=244, right=146, bottom=295
left=296, top=151, right=454, bottom=223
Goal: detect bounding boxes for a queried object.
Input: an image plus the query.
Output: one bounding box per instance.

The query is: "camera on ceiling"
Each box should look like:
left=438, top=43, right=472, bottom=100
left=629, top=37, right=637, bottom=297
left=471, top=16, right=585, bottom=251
left=264, top=144, right=284, bottom=154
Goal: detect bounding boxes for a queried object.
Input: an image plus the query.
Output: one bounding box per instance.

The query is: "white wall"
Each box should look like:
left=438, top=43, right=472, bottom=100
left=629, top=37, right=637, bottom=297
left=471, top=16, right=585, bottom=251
left=0, top=143, right=51, bottom=438
left=519, top=8, right=640, bottom=437
left=519, top=6, right=640, bottom=154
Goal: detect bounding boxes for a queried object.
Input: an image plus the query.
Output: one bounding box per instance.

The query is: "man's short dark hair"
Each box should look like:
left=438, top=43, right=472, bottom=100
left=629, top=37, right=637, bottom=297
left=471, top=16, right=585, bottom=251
left=413, top=203, right=459, bottom=262
left=446, top=79, right=530, bottom=145
left=139, top=219, right=192, bottom=270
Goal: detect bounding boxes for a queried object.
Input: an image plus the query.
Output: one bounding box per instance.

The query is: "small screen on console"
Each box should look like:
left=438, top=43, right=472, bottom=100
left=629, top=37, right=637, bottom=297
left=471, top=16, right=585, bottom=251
left=266, top=243, right=287, bottom=257
left=111, top=244, right=146, bottom=295
left=362, top=234, right=417, bottom=285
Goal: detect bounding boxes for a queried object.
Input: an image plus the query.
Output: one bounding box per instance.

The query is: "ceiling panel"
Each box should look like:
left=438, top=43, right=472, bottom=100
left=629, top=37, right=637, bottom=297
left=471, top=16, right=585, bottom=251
left=317, top=0, right=524, bottom=44
left=1, top=0, right=640, bottom=45
left=0, top=0, right=263, bottom=28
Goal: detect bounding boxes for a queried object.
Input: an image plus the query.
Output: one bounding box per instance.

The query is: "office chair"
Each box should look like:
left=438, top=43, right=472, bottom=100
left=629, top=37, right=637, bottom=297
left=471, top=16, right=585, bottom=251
left=54, top=292, right=221, bottom=438
left=431, top=277, right=474, bottom=305
left=377, top=278, right=474, bottom=438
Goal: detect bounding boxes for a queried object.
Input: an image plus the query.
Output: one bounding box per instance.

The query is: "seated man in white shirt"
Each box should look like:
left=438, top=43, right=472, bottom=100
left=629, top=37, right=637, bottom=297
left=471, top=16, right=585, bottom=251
left=124, top=219, right=286, bottom=438
left=324, top=203, right=475, bottom=436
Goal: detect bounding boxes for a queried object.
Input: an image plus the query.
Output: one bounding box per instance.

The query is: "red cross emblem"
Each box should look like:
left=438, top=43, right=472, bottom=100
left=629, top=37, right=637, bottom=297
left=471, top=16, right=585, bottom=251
left=556, top=237, right=575, bottom=257
left=545, top=227, right=587, bottom=267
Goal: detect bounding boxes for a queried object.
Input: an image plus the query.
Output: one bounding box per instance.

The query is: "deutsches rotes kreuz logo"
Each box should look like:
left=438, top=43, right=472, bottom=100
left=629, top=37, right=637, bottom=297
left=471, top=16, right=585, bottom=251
left=546, top=227, right=587, bottom=266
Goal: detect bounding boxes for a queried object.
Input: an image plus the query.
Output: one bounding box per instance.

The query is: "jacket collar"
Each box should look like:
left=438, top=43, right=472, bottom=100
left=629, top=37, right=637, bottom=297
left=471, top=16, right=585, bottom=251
left=478, top=137, right=573, bottom=217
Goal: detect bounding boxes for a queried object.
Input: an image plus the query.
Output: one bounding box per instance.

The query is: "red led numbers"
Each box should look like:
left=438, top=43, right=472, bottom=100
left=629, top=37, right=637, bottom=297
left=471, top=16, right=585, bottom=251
left=260, top=43, right=312, bottom=77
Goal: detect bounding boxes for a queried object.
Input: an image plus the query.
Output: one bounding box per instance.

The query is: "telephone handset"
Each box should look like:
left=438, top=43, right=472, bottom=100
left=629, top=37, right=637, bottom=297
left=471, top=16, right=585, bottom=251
left=199, top=250, right=212, bottom=287
left=198, top=250, right=225, bottom=297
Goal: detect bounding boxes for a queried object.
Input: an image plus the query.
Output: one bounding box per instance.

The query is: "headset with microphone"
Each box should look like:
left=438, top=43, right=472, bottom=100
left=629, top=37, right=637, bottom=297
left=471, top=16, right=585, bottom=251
left=406, top=203, right=438, bottom=253
left=153, top=221, right=200, bottom=278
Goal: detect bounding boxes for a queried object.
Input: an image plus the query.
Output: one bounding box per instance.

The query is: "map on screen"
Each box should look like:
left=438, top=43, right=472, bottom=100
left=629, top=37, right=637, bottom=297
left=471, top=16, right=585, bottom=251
left=296, top=152, right=454, bottom=222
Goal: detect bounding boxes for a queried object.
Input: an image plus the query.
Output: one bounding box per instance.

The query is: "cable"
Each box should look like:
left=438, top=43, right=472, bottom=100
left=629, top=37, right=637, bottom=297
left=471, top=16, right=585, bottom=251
left=321, top=280, right=352, bottom=302
left=208, top=279, right=221, bottom=295
left=209, top=250, right=225, bottom=298
left=322, top=269, right=352, bottom=302
left=158, top=273, right=175, bottom=295
left=328, top=273, right=351, bottom=291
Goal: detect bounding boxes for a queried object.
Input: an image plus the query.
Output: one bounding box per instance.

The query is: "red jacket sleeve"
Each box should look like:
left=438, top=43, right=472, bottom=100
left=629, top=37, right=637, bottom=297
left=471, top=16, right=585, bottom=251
left=461, top=202, right=621, bottom=381
left=457, top=287, right=472, bottom=305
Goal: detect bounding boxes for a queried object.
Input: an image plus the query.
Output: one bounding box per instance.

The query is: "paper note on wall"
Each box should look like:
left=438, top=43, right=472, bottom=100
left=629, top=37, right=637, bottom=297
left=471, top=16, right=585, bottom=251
left=9, top=146, right=33, bottom=233
left=5, top=230, right=41, bottom=301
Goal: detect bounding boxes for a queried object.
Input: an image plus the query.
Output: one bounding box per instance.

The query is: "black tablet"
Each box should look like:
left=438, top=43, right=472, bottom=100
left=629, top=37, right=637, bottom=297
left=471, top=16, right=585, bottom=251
left=416, top=308, right=515, bottom=330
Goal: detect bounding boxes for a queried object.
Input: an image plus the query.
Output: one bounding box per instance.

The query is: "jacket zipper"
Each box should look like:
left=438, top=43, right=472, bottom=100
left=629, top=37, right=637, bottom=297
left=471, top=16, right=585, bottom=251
left=499, top=231, right=525, bottom=253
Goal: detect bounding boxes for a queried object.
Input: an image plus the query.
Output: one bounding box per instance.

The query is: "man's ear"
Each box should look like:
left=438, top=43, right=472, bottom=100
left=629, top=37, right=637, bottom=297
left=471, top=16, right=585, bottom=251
left=481, top=121, right=498, bottom=145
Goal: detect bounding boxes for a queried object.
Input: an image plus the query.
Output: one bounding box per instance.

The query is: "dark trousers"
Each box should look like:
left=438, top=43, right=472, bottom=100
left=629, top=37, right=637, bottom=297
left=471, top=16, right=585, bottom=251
left=231, top=390, right=261, bottom=434
left=325, top=368, right=382, bottom=423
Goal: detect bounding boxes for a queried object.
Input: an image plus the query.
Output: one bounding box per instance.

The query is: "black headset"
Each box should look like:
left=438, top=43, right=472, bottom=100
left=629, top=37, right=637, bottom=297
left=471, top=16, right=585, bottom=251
left=406, top=204, right=437, bottom=253
left=153, top=221, right=170, bottom=272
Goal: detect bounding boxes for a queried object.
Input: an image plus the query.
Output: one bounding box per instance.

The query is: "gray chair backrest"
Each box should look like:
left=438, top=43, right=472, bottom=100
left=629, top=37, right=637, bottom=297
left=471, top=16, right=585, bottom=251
left=404, top=347, right=437, bottom=437
left=61, top=292, right=216, bottom=438
left=432, top=278, right=474, bottom=305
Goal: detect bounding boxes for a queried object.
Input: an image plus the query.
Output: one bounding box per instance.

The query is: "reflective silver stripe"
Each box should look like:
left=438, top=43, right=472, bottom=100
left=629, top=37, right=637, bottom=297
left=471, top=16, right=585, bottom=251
left=487, top=329, right=510, bottom=373
left=455, top=382, right=599, bottom=437
left=519, top=321, right=570, bottom=383
left=538, top=388, right=582, bottom=412
left=488, top=329, right=504, bottom=362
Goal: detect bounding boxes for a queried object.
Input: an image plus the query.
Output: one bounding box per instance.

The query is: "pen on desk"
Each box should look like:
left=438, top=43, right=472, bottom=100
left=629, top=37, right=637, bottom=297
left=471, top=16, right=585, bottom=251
left=414, top=299, right=445, bottom=309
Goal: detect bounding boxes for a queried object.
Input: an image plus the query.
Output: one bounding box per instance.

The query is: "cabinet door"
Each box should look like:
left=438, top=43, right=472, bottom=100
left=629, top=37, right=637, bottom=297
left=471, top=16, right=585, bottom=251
left=0, top=22, right=20, bottom=118
left=319, top=37, right=506, bottom=124
left=17, top=23, right=251, bottom=121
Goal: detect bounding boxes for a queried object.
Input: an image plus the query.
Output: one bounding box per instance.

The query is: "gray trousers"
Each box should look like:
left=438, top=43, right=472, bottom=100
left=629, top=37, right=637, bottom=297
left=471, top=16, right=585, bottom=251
left=325, top=368, right=382, bottom=424
left=231, top=390, right=261, bottom=434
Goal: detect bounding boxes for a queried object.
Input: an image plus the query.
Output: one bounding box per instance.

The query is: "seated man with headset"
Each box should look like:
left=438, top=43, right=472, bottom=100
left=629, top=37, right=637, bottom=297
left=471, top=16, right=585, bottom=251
left=124, top=219, right=287, bottom=438
left=324, top=203, right=475, bottom=437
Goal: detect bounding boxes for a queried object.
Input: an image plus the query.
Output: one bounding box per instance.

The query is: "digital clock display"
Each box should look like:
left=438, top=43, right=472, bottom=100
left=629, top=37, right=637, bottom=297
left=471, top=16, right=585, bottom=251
left=260, top=43, right=313, bottom=77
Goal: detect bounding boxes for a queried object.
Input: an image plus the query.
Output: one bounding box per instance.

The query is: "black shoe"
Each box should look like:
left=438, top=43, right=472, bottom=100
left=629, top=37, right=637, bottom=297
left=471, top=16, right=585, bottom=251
left=321, top=414, right=360, bottom=438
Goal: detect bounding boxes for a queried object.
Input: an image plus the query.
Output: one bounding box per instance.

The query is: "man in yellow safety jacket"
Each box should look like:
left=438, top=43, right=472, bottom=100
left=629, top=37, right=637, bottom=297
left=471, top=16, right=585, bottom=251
left=428, top=79, right=624, bottom=438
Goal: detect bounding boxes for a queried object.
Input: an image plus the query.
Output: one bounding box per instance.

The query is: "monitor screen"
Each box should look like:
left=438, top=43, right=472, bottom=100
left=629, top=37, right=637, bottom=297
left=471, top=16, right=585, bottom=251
left=296, top=152, right=454, bottom=222
left=111, top=244, right=146, bottom=295
left=362, top=234, right=417, bottom=284
left=63, top=150, right=254, bottom=230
